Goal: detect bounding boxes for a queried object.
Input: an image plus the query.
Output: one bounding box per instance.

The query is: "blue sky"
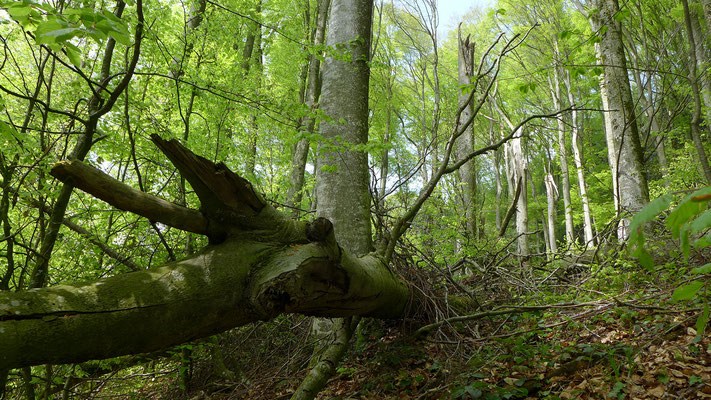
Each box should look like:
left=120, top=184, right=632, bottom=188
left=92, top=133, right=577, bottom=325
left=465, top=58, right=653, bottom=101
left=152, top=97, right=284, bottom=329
left=437, top=0, right=493, bottom=35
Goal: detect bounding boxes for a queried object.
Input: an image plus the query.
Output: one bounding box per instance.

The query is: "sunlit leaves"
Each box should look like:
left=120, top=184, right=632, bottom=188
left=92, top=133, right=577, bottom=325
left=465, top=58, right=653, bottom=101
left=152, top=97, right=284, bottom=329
left=0, top=0, right=132, bottom=66
left=692, top=263, right=711, bottom=274
left=671, top=281, right=704, bottom=301
left=667, top=187, right=711, bottom=237
left=696, top=304, right=709, bottom=336
left=516, top=82, right=536, bottom=94
left=628, top=194, right=672, bottom=269
left=612, top=7, right=631, bottom=23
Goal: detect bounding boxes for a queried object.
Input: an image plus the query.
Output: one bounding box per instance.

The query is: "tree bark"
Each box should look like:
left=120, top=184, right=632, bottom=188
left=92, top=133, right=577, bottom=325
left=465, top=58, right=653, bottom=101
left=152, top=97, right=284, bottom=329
left=290, top=317, right=358, bottom=400
left=691, top=1, right=711, bottom=134
left=563, top=70, right=595, bottom=245
left=549, top=63, right=574, bottom=244
left=589, top=0, right=649, bottom=239
left=544, top=168, right=558, bottom=254
left=304, top=0, right=374, bottom=397
left=489, top=114, right=503, bottom=233
left=285, top=0, right=330, bottom=214
left=455, top=29, right=478, bottom=242
left=512, top=132, right=529, bottom=257
left=242, top=0, right=263, bottom=178
left=494, top=100, right=529, bottom=257
left=314, top=0, right=373, bottom=256
left=682, top=0, right=711, bottom=185
left=625, top=36, right=669, bottom=187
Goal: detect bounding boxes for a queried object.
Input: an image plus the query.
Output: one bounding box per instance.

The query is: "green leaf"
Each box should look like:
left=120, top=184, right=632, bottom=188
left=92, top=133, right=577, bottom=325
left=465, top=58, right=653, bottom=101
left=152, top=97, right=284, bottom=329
left=668, top=187, right=711, bottom=237
left=696, top=303, right=709, bottom=337
left=465, top=386, right=482, bottom=398
left=108, top=30, right=131, bottom=46
left=672, top=281, right=704, bottom=301
left=41, top=27, right=81, bottom=43
left=628, top=194, right=672, bottom=243
left=613, top=7, right=631, bottom=22
left=6, top=3, right=32, bottom=19
left=634, top=247, right=654, bottom=270
left=693, top=234, right=711, bottom=249
left=692, top=263, right=711, bottom=274
left=86, top=29, right=108, bottom=42
left=690, top=208, right=711, bottom=235
left=102, top=9, right=126, bottom=27
left=681, top=227, right=690, bottom=259
left=94, top=19, right=115, bottom=34
left=65, top=43, right=81, bottom=67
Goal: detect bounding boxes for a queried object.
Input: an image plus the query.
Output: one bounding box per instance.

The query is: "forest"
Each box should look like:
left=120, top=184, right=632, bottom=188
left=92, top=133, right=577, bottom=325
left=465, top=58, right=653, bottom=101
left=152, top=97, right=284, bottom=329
left=0, top=0, right=710, bottom=397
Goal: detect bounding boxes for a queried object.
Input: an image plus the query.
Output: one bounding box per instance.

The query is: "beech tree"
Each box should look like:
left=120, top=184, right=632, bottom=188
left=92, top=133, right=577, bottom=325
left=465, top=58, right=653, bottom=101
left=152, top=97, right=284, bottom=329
left=574, top=0, right=649, bottom=238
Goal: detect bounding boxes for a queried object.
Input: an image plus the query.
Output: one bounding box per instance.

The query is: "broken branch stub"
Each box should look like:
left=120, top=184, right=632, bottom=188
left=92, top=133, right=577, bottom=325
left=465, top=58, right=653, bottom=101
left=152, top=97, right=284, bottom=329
left=150, top=134, right=263, bottom=217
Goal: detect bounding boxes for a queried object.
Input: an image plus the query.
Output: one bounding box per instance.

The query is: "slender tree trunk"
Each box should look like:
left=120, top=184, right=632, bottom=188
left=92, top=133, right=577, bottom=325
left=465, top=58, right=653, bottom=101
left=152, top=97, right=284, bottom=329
left=689, top=6, right=711, bottom=134
left=490, top=117, right=503, bottom=232
left=430, top=19, right=441, bottom=180
left=455, top=29, right=478, bottom=242
left=169, top=0, right=207, bottom=78
left=242, top=0, right=262, bottom=177
left=286, top=0, right=330, bottom=214
left=703, top=0, right=711, bottom=35
left=549, top=63, right=574, bottom=244
left=530, top=170, right=548, bottom=256
left=494, top=99, right=528, bottom=256
left=573, top=0, right=619, bottom=215
left=379, top=96, right=391, bottom=204
left=564, top=70, right=595, bottom=245
left=683, top=0, right=711, bottom=184
left=512, top=133, right=529, bottom=257
left=375, top=72, right=393, bottom=241
left=544, top=162, right=558, bottom=255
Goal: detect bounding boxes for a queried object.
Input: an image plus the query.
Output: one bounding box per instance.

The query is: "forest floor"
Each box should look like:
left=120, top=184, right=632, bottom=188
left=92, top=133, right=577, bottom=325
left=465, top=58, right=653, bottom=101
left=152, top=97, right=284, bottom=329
left=83, top=252, right=711, bottom=400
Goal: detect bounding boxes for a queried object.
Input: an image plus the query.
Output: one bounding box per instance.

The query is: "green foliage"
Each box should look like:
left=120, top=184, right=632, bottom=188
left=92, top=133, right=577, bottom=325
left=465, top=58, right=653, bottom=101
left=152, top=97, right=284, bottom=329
left=629, top=187, right=711, bottom=338
left=1, top=0, right=131, bottom=67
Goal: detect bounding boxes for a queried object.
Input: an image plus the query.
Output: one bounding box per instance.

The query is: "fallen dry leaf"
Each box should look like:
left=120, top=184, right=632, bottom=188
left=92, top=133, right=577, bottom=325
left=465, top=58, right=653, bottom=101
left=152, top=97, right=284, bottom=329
left=648, top=385, right=665, bottom=398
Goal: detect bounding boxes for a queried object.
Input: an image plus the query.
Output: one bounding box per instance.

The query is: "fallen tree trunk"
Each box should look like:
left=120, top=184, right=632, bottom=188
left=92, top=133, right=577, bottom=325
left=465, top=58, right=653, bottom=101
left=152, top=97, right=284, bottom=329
left=0, top=136, right=410, bottom=370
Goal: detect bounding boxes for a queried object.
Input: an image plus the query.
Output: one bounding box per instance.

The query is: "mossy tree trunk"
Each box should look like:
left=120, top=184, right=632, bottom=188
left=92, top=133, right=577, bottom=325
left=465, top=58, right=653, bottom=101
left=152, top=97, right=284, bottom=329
left=0, top=136, right=409, bottom=371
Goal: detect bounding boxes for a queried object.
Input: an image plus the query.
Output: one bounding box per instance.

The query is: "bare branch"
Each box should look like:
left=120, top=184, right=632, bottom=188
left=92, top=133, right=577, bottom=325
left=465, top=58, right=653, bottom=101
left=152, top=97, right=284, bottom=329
left=50, top=160, right=208, bottom=235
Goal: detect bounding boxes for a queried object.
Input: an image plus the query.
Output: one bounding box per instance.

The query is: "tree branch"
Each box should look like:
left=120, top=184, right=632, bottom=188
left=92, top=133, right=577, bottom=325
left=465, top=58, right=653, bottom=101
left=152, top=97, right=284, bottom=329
left=50, top=160, right=208, bottom=235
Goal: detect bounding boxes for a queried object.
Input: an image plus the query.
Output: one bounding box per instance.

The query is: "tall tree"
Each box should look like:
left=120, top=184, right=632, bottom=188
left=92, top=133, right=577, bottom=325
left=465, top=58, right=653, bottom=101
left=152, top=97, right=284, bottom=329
left=285, top=0, right=331, bottom=215
left=29, top=0, right=144, bottom=287
left=455, top=28, right=478, bottom=242
left=574, top=0, right=649, bottom=239
left=549, top=61, right=574, bottom=244
left=297, top=0, right=374, bottom=397
left=681, top=0, right=711, bottom=184
left=494, top=99, right=530, bottom=257
left=563, top=70, right=595, bottom=245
